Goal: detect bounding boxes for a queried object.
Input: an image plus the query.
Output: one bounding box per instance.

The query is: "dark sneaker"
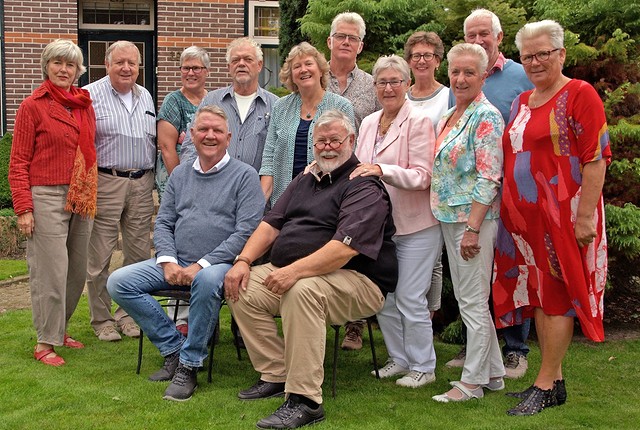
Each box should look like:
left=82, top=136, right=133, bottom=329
left=504, top=352, right=528, bottom=379
left=163, top=363, right=197, bottom=402
left=148, top=351, right=180, bottom=382
left=238, top=379, right=285, bottom=400
left=341, top=321, right=363, bottom=350
left=256, top=398, right=325, bottom=429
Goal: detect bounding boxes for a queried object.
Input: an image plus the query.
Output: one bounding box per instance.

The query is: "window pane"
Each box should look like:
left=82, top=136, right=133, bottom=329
left=254, top=6, right=279, bottom=37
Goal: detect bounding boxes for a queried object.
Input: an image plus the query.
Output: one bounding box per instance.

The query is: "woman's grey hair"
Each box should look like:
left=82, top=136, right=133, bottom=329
left=447, top=43, right=488, bottom=74
left=515, top=20, right=565, bottom=51
left=225, top=37, right=264, bottom=63
left=181, top=46, right=210, bottom=69
left=464, top=8, right=502, bottom=37
left=279, top=42, right=330, bottom=92
left=403, top=31, right=445, bottom=62
left=314, top=109, right=355, bottom=137
left=105, top=40, right=141, bottom=65
left=41, top=39, right=86, bottom=79
left=372, top=55, right=411, bottom=83
left=330, top=12, right=366, bottom=39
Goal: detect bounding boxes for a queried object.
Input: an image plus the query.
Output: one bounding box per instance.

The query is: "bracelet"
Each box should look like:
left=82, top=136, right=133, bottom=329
left=233, top=255, right=252, bottom=266
left=464, top=225, right=480, bottom=234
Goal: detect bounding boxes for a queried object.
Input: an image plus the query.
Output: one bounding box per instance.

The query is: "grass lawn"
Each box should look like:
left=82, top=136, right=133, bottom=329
left=0, top=297, right=638, bottom=430
left=0, top=259, right=28, bottom=281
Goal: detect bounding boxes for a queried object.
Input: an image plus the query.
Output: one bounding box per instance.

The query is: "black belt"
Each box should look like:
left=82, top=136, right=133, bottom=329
left=98, top=167, right=149, bottom=179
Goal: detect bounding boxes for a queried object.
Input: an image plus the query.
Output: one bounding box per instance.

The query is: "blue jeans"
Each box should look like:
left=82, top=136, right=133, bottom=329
left=107, top=258, right=229, bottom=368
left=501, top=319, right=531, bottom=357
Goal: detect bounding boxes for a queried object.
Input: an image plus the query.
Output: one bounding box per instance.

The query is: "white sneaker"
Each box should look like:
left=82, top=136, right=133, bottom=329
left=372, top=360, right=409, bottom=378
left=396, top=370, right=436, bottom=388
left=504, top=352, right=528, bottom=379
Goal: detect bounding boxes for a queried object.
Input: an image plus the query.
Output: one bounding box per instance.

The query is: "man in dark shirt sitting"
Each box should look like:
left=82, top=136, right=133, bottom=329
left=224, top=109, right=398, bottom=429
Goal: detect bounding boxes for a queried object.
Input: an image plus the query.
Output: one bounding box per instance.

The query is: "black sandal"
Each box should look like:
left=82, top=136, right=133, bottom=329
left=506, top=379, right=567, bottom=404
left=507, top=386, right=557, bottom=416
left=505, top=384, right=534, bottom=399
left=554, top=379, right=567, bottom=405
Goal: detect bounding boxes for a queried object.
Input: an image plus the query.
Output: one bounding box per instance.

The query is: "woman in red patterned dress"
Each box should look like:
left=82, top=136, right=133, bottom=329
left=492, top=20, right=611, bottom=415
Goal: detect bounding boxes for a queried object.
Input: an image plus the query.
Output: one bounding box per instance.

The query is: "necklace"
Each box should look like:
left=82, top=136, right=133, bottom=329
left=530, top=79, right=567, bottom=108
left=378, top=117, right=395, bottom=135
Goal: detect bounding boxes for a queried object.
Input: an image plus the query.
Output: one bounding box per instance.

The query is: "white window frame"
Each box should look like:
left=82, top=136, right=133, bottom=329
left=79, top=0, right=155, bottom=30
left=247, top=0, right=279, bottom=46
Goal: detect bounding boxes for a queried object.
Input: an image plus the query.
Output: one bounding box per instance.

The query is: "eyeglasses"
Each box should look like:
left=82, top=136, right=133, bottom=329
left=332, top=33, right=362, bottom=44
left=180, top=66, right=207, bottom=74
left=313, top=135, right=350, bottom=149
left=519, top=49, right=561, bottom=65
left=410, top=52, right=436, bottom=62
left=374, top=80, right=405, bottom=88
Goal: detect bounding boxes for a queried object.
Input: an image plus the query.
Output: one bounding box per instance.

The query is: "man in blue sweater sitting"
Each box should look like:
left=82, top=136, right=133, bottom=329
left=107, top=105, right=264, bottom=401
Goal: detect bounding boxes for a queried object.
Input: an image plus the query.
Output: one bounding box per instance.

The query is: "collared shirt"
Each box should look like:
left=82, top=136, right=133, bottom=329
left=488, top=52, right=507, bottom=77
left=327, top=64, right=380, bottom=133
left=84, top=76, right=156, bottom=170
left=264, top=154, right=398, bottom=295
left=179, top=85, right=278, bottom=172
left=193, top=152, right=230, bottom=174
left=157, top=152, right=231, bottom=268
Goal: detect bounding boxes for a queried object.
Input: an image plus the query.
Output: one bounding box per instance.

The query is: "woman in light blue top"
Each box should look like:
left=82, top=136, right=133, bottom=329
left=259, top=42, right=354, bottom=206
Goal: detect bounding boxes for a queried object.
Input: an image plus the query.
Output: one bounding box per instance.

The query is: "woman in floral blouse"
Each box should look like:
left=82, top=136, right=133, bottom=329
left=430, top=43, right=505, bottom=403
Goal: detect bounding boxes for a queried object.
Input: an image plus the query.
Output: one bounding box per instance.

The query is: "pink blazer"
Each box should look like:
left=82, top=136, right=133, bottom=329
left=356, top=101, right=438, bottom=235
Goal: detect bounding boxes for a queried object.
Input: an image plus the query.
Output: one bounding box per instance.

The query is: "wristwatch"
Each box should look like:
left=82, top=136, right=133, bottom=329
left=464, top=225, right=480, bottom=234
left=233, top=255, right=251, bottom=265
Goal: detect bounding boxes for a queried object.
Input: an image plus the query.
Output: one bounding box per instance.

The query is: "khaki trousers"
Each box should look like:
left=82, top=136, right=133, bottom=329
left=29, top=186, right=91, bottom=345
left=86, top=171, right=154, bottom=332
left=229, top=263, right=385, bottom=404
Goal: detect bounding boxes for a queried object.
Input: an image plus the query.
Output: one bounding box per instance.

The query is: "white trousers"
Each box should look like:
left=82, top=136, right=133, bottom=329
left=441, top=220, right=505, bottom=384
left=377, top=225, right=443, bottom=372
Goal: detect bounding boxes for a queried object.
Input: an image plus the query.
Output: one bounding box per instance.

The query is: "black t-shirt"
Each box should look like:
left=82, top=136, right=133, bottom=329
left=264, top=154, right=398, bottom=295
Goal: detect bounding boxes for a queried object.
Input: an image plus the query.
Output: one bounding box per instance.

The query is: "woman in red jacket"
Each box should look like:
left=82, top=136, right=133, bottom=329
left=9, top=39, right=97, bottom=366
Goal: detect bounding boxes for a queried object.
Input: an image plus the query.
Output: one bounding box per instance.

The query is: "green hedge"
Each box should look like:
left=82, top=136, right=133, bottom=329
left=0, top=133, right=12, bottom=210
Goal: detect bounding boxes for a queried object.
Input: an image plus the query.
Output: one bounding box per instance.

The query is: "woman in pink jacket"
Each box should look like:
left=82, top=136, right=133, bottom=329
left=351, top=55, right=440, bottom=388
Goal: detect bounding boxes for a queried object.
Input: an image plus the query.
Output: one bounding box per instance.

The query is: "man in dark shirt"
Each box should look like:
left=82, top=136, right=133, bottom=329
left=224, top=110, right=397, bottom=429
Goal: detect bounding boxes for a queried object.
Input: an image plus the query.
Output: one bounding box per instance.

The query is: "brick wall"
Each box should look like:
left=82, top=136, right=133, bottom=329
left=157, top=0, right=245, bottom=106
left=3, top=0, right=78, bottom=130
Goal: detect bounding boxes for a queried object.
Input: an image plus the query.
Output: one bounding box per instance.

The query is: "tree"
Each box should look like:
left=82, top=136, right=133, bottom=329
left=279, top=0, right=310, bottom=60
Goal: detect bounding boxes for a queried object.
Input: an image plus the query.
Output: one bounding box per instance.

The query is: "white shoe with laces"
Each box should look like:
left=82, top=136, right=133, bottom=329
left=396, top=370, right=436, bottom=388
left=371, top=360, right=409, bottom=378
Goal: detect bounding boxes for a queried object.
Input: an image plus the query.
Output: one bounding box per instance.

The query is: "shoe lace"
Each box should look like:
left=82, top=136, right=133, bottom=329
left=505, top=352, right=520, bottom=369
left=344, top=326, right=362, bottom=342
left=271, top=399, right=300, bottom=421
left=406, top=371, right=424, bottom=381
left=122, top=322, right=138, bottom=331
left=172, top=365, right=192, bottom=387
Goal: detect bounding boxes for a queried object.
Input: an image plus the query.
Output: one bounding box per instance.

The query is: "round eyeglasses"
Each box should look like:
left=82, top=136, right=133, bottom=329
left=313, top=135, right=350, bottom=149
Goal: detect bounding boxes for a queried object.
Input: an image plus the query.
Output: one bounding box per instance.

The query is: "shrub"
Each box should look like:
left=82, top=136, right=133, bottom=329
left=0, top=133, right=12, bottom=210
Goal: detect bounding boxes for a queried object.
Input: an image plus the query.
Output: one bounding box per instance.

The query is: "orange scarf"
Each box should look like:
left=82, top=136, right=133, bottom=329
left=44, top=79, right=97, bottom=218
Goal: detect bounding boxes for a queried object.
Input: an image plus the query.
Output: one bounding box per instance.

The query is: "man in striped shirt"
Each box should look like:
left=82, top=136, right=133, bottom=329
left=84, top=41, right=156, bottom=342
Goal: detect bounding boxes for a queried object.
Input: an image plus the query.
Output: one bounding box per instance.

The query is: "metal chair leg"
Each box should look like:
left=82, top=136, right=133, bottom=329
left=331, top=325, right=340, bottom=398
left=136, top=329, right=144, bottom=374
left=367, top=318, right=379, bottom=379
left=207, top=322, right=217, bottom=383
